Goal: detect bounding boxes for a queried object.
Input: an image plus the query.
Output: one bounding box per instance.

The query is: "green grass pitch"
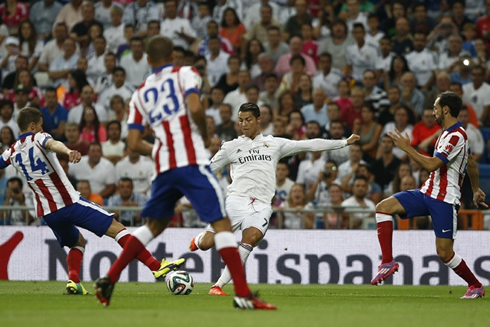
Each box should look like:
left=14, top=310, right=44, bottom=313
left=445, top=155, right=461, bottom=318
left=0, top=281, right=487, bottom=327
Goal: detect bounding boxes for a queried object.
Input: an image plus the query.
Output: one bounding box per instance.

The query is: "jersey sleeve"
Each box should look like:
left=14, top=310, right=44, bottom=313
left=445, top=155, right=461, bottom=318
left=0, top=147, right=13, bottom=169
left=35, top=132, right=53, bottom=149
left=276, top=138, right=348, bottom=158
left=210, top=142, right=230, bottom=173
left=434, top=133, right=465, bottom=164
left=127, top=90, right=147, bottom=131
left=180, top=66, right=202, bottom=98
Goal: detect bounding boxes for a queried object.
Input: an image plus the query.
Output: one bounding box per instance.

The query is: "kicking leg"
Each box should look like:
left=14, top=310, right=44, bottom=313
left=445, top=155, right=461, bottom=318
left=189, top=230, right=215, bottom=251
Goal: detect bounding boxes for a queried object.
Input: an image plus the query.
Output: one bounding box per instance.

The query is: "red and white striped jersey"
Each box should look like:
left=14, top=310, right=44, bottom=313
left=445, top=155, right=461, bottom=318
left=420, top=122, right=468, bottom=205
left=127, top=64, right=210, bottom=175
left=0, top=132, right=80, bottom=217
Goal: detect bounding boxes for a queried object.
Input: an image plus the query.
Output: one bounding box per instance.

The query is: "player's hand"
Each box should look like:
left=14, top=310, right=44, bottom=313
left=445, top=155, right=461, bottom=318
left=388, top=128, right=411, bottom=152
left=473, top=188, right=488, bottom=208
left=68, top=150, right=81, bottom=163
left=346, top=134, right=360, bottom=145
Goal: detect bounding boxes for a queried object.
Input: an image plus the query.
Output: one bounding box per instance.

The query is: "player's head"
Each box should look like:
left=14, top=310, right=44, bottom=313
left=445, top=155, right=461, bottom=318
left=17, top=107, right=43, bottom=133
left=238, top=103, right=262, bottom=138
left=146, top=35, right=174, bottom=69
left=434, top=91, right=462, bottom=125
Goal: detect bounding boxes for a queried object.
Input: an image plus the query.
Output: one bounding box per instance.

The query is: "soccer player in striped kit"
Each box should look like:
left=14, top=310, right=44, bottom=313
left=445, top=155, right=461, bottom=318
left=0, top=107, right=175, bottom=295
left=189, top=102, right=360, bottom=296
left=94, top=35, right=276, bottom=309
left=372, top=91, right=487, bottom=299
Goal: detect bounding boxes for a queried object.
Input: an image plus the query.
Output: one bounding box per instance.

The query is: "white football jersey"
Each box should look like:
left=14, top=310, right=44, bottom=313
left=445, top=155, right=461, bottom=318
left=211, top=134, right=347, bottom=204
left=128, top=64, right=209, bottom=175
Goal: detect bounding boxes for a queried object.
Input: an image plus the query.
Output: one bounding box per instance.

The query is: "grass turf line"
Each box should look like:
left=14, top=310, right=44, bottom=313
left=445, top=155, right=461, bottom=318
left=0, top=281, right=486, bottom=327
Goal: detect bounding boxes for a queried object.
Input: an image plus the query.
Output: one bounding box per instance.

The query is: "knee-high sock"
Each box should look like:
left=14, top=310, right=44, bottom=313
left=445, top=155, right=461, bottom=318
left=115, top=229, right=161, bottom=271
left=444, top=252, right=482, bottom=288
left=215, top=242, right=253, bottom=288
left=107, top=225, right=154, bottom=284
left=214, top=232, right=251, bottom=298
left=67, top=246, right=84, bottom=283
left=376, top=212, right=394, bottom=264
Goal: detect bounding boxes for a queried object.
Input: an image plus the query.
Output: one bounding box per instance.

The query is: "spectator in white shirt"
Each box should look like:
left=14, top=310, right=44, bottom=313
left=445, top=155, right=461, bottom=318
left=97, top=66, right=134, bottom=111
left=94, top=0, right=123, bottom=30
left=192, top=2, right=213, bottom=39
left=38, top=22, right=70, bottom=73
left=205, top=36, right=230, bottom=87
left=213, top=0, right=243, bottom=23
left=103, top=5, right=125, bottom=54
left=101, top=120, right=126, bottom=165
left=458, top=106, right=484, bottom=162
left=30, top=0, right=63, bottom=41
left=68, top=84, right=108, bottom=123
left=120, top=36, right=150, bottom=88
left=462, top=65, right=490, bottom=125
left=312, top=52, right=343, bottom=99
left=341, top=175, right=375, bottom=229
left=48, top=37, right=79, bottom=87
left=123, top=0, right=159, bottom=35
left=160, top=0, right=197, bottom=49
left=68, top=142, right=116, bottom=198
left=86, top=36, right=107, bottom=83
left=223, top=70, right=250, bottom=120
left=94, top=52, right=116, bottom=94
left=345, top=23, right=379, bottom=81
left=115, top=149, right=154, bottom=195
left=405, top=32, right=438, bottom=91
left=438, top=34, right=470, bottom=72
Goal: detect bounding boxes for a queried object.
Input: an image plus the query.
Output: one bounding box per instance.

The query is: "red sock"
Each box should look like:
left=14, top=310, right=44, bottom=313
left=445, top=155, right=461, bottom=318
left=117, top=234, right=161, bottom=271
left=377, top=219, right=393, bottom=264
left=453, top=259, right=482, bottom=288
left=219, top=247, right=251, bottom=298
left=107, top=235, right=145, bottom=284
left=67, top=248, right=84, bottom=283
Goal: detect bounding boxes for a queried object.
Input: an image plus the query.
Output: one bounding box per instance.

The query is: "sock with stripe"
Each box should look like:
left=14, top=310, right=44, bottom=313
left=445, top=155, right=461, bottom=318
left=444, top=252, right=482, bottom=288
left=67, top=246, right=84, bottom=283
left=376, top=212, right=394, bottom=264
left=115, top=229, right=161, bottom=271
left=107, top=226, right=154, bottom=284
left=214, top=232, right=251, bottom=298
left=215, top=242, right=253, bottom=289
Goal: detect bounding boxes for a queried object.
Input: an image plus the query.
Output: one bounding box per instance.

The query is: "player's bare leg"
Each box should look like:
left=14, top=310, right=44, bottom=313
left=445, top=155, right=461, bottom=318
left=211, top=227, right=262, bottom=296
left=65, top=232, right=89, bottom=295
left=437, top=237, right=485, bottom=299
left=371, top=196, right=406, bottom=285
left=189, top=231, right=215, bottom=251
left=210, top=218, right=276, bottom=310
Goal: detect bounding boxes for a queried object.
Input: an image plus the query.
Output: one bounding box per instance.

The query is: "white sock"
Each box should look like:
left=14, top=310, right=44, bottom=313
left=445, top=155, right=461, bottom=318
left=215, top=243, right=253, bottom=289
left=132, top=225, right=154, bottom=246
left=444, top=252, right=462, bottom=269
left=376, top=212, right=393, bottom=223
left=114, top=229, right=130, bottom=243
left=214, top=231, right=237, bottom=251
left=72, top=246, right=85, bottom=254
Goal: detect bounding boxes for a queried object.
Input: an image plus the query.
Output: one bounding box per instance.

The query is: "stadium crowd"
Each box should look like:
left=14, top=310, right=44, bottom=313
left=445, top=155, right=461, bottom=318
left=0, top=0, right=488, bottom=229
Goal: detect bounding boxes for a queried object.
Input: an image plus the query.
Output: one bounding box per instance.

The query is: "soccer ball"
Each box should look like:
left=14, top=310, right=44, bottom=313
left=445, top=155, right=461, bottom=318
left=166, top=270, right=194, bottom=295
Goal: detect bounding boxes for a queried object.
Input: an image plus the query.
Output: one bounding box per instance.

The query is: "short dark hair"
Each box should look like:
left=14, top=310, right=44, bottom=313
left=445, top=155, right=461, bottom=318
left=246, top=84, right=259, bottom=93
left=238, top=103, right=260, bottom=118
left=112, top=66, right=126, bottom=75
left=7, top=176, right=23, bottom=188
left=438, top=91, right=462, bottom=118
left=0, top=99, right=14, bottom=111
left=119, top=177, right=133, bottom=185
left=289, top=54, right=305, bottom=66
left=17, top=107, right=42, bottom=131
left=319, top=52, right=332, bottom=60
left=88, top=142, right=102, bottom=151
left=148, top=20, right=161, bottom=29
left=353, top=175, right=369, bottom=184
left=45, top=87, right=57, bottom=95
left=107, top=120, right=122, bottom=131
left=353, top=22, right=365, bottom=31
left=146, top=35, right=173, bottom=61
left=264, top=72, right=278, bottom=81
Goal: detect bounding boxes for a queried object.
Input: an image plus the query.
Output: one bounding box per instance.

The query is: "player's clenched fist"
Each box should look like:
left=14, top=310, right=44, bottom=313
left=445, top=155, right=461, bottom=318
left=68, top=150, right=81, bottom=163
left=346, top=134, right=361, bottom=145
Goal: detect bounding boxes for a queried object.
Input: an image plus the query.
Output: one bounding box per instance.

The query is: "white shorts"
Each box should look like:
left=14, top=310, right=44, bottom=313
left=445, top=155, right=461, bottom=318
left=206, top=195, right=273, bottom=235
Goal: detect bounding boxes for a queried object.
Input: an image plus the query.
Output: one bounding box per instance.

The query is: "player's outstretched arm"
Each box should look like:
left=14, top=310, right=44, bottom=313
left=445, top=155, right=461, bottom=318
left=388, top=128, right=444, bottom=172
left=277, top=134, right=360, bottom=158
left=187, top=92, right=209, bottom=148
left=44, top=139, right=81, bottom=163
left=466, top=153, right=489, bottom=208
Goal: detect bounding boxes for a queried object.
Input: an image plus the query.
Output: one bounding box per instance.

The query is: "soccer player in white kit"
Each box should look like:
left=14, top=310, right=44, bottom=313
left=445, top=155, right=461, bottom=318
left=372, top=91, right=487, bottom=299
left=189, top=102, right=360, bottom=295
left=95, top=36, right=276, bottom=310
